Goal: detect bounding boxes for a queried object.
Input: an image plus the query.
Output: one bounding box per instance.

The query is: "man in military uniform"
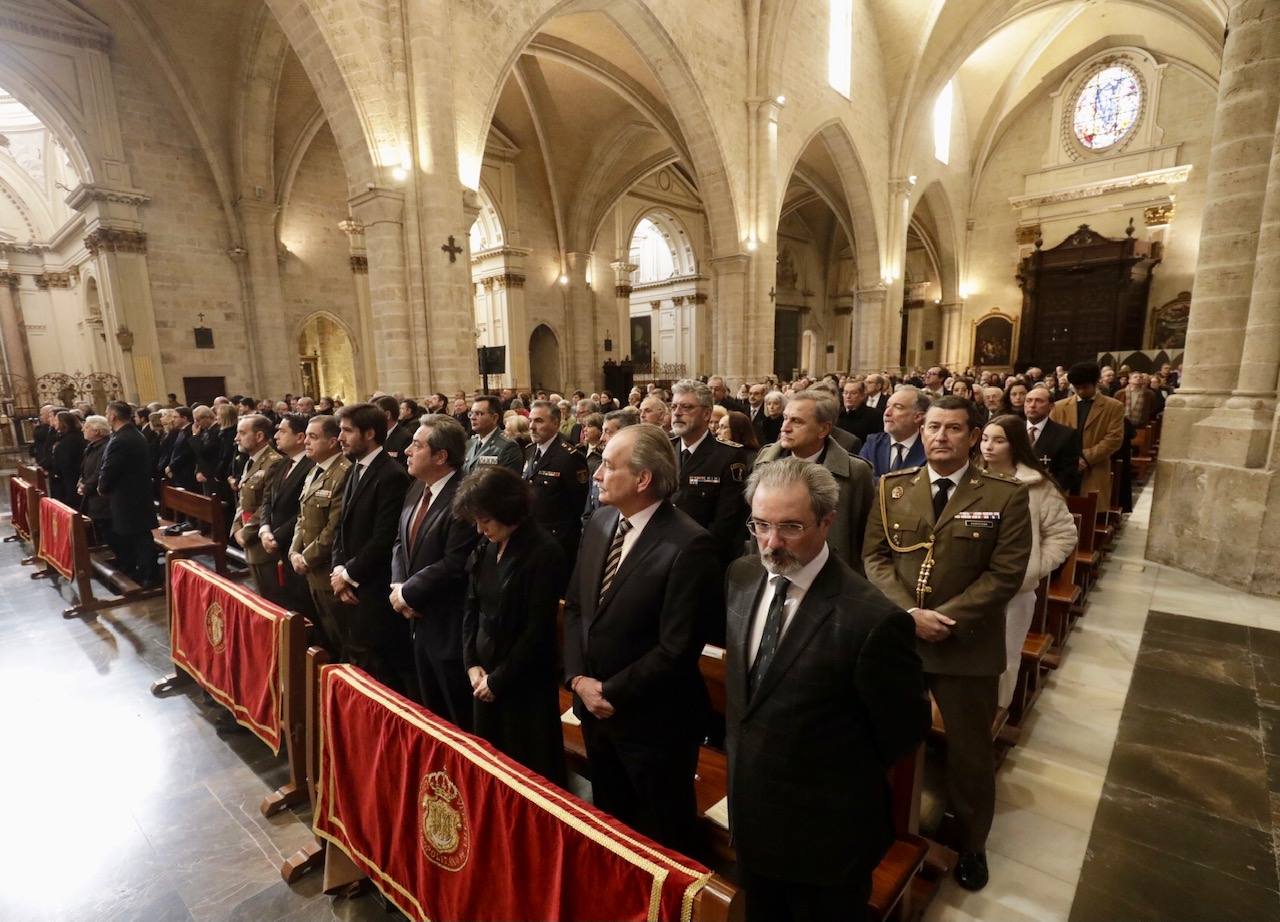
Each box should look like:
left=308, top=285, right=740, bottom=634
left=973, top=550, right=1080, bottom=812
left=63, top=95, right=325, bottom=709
left=863, top=395, right=1030, bottom=893
left=524, top=399, right=589, bottom=581
left=463, top=394, right=524, bottom=474
left=231, top=414, right=285, bottom=599
left=288, top=414, right=353, bottom=658
left=669, top=379, right=749, bottom=572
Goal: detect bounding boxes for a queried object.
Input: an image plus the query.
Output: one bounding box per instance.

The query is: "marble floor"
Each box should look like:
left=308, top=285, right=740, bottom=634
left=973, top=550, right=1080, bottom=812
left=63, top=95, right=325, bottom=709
left=4, top=476, right=1279, bottom=921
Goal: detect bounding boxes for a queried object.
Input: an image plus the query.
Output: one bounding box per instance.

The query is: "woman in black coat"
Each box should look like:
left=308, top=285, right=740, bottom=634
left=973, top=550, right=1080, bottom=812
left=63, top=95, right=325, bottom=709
left=50, top=411, right=86, bottom=509
left=454, top=467, right=567, bottom=786
left=78, top=418, right=112, bottom=541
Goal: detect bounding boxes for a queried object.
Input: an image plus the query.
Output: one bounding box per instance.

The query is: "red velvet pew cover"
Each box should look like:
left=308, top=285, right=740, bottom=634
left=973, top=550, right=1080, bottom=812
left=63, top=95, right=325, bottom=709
left=37, top=497, right=75, bottom=579
left=169, top=558, right=284, bottom=752
left=10, top=476, right=28, bottom=538
left=314, top=665, right=712, bottom=922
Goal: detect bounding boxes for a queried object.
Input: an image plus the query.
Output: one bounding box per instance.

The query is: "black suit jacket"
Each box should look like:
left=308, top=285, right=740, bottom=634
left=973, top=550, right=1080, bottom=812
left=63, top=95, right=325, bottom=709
left=79, top=437, right=111, bottom=522
left=98, top=424, right=160, bottom=535
left=670, top=435, right=749, bottom=572
left=838, top=404, right=883, bottom=442
left=563, top=502, right=719, bottom=743
left=1031, top=417, right=1082, bottom=494
left=258, top=455, right=314, bottom=555
left=333, top=449, right=410, bottom=642
left=383, top=422, right=413, bottom=466
left=391, top=473, right=479, bottom=654
left=725, top=553, right=929, bottom=883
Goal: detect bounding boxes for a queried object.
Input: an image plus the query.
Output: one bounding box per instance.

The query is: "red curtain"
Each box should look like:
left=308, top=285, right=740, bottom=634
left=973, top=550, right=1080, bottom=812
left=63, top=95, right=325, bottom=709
left=37, top=497, right=75, bottom=579
left=11, top=478, right=28, bottom=538
left=169, top=559, right=285, bottom=752
left=314, top=665, right=712, bottom=922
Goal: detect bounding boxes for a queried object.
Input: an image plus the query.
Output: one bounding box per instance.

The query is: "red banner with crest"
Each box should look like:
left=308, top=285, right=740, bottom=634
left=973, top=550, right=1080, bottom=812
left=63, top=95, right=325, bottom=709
left=37, top=497, right=76, bottom=579
left=313, top=665, right=711, bottom=922
left=11, top=476, right=30, bottom=539
left=169, top=558, right=285, bottom=752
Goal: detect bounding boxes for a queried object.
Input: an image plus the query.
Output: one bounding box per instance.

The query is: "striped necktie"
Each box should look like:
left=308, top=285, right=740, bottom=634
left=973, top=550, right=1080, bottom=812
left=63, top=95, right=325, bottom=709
left=597, top=517, right=633, bottom=604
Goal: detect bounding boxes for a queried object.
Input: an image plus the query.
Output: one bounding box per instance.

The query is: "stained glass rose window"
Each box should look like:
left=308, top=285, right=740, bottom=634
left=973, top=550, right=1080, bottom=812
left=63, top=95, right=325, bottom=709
left=1072, top=64, right=1142, bottom=151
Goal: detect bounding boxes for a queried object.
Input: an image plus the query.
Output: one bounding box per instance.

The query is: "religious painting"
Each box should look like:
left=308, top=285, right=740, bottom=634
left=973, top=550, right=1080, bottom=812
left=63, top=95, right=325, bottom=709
left=972, top=312, right=1015, bottom=368
left=629, top=315, right=652, bottom=365
left=299, top=358, right=319, bottom=400
left=1149, top=291, right=1190, bottom=350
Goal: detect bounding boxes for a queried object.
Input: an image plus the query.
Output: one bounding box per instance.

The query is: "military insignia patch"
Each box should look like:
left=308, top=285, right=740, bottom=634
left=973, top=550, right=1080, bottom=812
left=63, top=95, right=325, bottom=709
left=730, top=463, right=746, bottom=482
left=419, top=770, right=470, bottom=871
left=205, top=602, right=226, bottom=653
left=891, top=485, right=904, bottom=499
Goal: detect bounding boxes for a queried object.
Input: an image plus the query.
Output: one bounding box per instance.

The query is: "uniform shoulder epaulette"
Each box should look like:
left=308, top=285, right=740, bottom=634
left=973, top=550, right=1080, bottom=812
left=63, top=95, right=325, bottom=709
left=979, top=468, right=1018, bottom=482
left=883, top=466, right=919, bottom=477
left=562, top=440, right=579, bottom=453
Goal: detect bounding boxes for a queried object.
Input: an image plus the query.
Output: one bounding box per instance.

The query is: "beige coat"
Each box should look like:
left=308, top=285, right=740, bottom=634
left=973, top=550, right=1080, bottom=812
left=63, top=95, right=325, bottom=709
left=1049, top=392, right=1124, bottom=502
left=1011, top=463, right=1078, bottom=593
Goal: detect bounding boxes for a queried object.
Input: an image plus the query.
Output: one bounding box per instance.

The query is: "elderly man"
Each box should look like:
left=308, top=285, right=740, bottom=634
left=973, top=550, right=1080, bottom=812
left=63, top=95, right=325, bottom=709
left=838, top=379, right=883, bottom=442
left=745, top=383, right=769, bottom=441
left=391, top=415, right=479, bottom=726
left=77, top=415, right=114, bottom=546
left=1024, top=385, right=1081, bottom=493
left=1050, top=361, right=1125, bottom=500
left=923, top=366, right=946, bottom=400
left=568, top=398, right=600, bottom=444
left=565, top=424, right=720, bottom=853
left=639, top=395, right=671, bottom=433
left=860, top=387, right=929, bottom=480
left=709, top=375, right=747, bottom=414
left=864, top=374, right=888, bottom=411
left=464, top=395, right=524, bottom=473
left=754, top=388, right=874, bottom=574
left=1124, top=372, right=1157, bottom=427
left=523, top=400, right=589, bottom=574
left=232, top=415, right=285, bottom=598
left=727, top=459, right=927, bottom=921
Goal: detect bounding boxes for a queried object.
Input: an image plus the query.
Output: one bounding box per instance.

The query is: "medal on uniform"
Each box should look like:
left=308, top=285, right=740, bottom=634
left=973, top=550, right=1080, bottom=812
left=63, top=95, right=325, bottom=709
left=891, top=485, right=904, bottom=499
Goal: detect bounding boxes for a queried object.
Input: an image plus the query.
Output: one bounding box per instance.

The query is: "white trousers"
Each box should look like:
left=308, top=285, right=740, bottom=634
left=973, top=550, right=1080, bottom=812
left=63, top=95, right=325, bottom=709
left=999, top=589, right=1037, bottom=709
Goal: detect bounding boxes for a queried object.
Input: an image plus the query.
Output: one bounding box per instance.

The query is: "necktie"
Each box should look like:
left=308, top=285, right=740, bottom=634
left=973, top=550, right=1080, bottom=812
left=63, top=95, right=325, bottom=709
left=1028, top=423, right=1039, bottom=445
left=892, top=443, right=906, bottom=470
left=597, top=517, right=633, bottom=603
left=680, top=448, right=691, bottom=476
left=749, top=576, right=791, bottom=696
left=933, top=477, right=953, bottom=520
left=408, top=488, right=433, bottom=547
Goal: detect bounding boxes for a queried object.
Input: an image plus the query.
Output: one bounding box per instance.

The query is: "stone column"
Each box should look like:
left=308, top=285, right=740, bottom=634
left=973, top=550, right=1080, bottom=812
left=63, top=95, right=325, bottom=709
left=235, top=199, right=293, bottom=396
left=610, top=261, right=637, bottom=362
left=938, top=301, right=965, bottom=369
left=563, top=251, right=596, bottom=388
left=84, top=227, right=166, bottom=404
left=0, top=272, right=34, bottom=387
left=831, top=298, right=853, bottom=371
left=494, top=271, right=529, bottom=389
left=1171, top=0, right=1280, bottom=418
left=349, top=188, right=415, bottom=393
left=649, top=300, right=663, bottom=368
left=711, top=255, right=749, bottom=377
left=853, top=286, right=888, bottom=374
left=339, top=219, right=376, bottom=398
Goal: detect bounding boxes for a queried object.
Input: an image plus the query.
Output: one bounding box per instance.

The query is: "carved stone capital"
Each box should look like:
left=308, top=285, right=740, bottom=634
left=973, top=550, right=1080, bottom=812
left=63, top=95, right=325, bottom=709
left=1015, top=224, right=1041, bottom=246
left=0, top=271, right=19, bottom=289
left=1144, top=203, right=1175, bottom=226
left=650, top=300, right=662, bottom=310
left=338, top=219, right=365, bottom=238
left=615, top=284, right=633, bottom=298
left=691, top=292, right=709, bottom=305
left=671, top=296, right=686, bottom=306
left=494, top=273, right=525, bottom=290
left=85, top=227, right=148, bottom=256
left=35, top=272, right=72, bottom=290
left=350, top=255, right=369, bottom=274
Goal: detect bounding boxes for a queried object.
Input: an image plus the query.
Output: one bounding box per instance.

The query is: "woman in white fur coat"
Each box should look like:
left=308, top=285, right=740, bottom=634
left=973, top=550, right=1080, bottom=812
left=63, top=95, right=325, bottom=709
left=980, top=414, right=1078, bottom=708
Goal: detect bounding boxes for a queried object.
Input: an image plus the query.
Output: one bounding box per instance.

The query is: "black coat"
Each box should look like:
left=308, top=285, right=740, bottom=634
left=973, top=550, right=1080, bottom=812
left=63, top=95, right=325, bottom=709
left=563, top=502, right=718, bottom=743
left=391, top=474, right=478, bottom=645
left=725, top=553, right=929, bottom=884
left=165, top=427, right=199, bottom=491
left=31, top=422, right=56, bottom=469
left=1030, top=417, right=1082, bottom=494
left=79, top=437, right=111, bottom=522
left=50, top=428, right=85, bottom=507
left=383, top=422, right=414, bottom=466
left=332, top=449, right=410, bottom=649
left=838, top=404, right=884, bottom=443
left=669, top=434, right=749, bottom=572
left=98, top=424, right=160, bottom=536
left=760, top=413, right=783, bottom=445
left=522, top=438, right=589, bottom=566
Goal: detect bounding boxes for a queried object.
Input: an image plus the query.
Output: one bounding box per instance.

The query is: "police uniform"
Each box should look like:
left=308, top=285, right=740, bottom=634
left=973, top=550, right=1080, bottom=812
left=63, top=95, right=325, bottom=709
left=288, top=455, right=353, bottom=657
left=670, top=432, right=749, bottom=568
left=862, top=463, right=1030, bottom=856
left=464, top=429, right=525, bottom=474
left=523, top=437, right=589, bottom=578
left=233, top=445, right=285, bottom=598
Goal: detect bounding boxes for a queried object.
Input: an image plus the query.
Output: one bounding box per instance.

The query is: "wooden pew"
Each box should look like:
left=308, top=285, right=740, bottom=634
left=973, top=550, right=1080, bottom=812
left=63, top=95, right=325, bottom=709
left=1011, top=576, right=1054, bottom=726
left=1065, top=492, right=1102, bottom=598
left=18, top=478, right=44, bottom=566
left=16, top=461, right=46, bottom=495
left=7, top=474, right=33, bottom=545
left=33, top=496, right=163, bottom=617
left=153, top=485, right=236, bottom=575
left=1043, top=514, right=1084, bottom=670
left=1130, top=425, right=1156, bottom=484
left=151, top=557, right=309, bottom=817
left=283, top=650, right=742, bottom=922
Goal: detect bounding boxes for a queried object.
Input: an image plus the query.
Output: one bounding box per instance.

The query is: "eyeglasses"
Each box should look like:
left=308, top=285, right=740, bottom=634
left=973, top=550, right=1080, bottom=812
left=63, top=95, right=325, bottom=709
left=746, top=518, right=811, bottom=538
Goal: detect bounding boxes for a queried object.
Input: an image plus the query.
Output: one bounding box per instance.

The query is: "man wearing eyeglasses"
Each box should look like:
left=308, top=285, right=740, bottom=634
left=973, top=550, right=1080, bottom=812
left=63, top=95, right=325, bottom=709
left=726, top=458, right=928, bottom=922
left=463, top=395, right=523, bottom=474
left=863, top=395, right=1030, bottom=893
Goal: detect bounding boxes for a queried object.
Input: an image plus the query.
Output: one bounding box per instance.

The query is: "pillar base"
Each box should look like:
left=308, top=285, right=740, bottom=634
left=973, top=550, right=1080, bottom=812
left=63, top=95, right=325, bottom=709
left=1147, top=458, right=1280, bottom=597
left=1186, top=399, right=1276, bottom=469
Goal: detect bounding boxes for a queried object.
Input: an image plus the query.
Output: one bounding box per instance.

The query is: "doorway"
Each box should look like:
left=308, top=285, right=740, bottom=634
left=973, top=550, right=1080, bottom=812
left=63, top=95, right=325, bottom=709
left=529, top=324, right=560, bottom=392
left=297, top=314, right=356, bottom=402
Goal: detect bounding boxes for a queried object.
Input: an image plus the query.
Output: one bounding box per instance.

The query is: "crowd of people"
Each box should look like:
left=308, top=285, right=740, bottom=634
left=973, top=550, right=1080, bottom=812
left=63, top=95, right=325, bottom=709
left=23, top=357, right=1173, bottom=921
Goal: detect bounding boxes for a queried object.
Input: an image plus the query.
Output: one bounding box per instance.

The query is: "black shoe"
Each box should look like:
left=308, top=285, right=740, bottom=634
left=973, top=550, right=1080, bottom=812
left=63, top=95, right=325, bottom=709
left=955, top=851, right=989, bottom=891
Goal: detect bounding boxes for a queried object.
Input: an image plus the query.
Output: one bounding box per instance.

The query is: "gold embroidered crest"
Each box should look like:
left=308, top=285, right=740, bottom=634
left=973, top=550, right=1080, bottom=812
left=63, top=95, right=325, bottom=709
left=419, top=770, right=470, bottom=871
left=891, top=485, right=904, bottom=499
left=205, top=602, right=226, bottom=653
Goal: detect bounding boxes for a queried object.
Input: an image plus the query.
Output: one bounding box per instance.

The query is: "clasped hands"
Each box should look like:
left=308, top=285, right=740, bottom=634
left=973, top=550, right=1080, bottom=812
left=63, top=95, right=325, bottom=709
left=328, top=567, right=358, bottom=605
left=571, top=675, right=615, bottom=719
left=388, top=582, right=421, bottom=620
left=910, top=607, right=956, bottom=642
left=467, top=666, right=495, bottom=703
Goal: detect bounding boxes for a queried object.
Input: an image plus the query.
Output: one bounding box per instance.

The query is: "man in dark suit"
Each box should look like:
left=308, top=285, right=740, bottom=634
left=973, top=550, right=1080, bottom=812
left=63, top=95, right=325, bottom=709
left=97, top=401, right=160, bottom=586
left=669, top=379, right=750, bottom=579
left=163, top=406, right=199, bottom=491
left=524, top=400, right=589, bottom=575
left=860, top=386, right=928, bottom=480
left=709, top=375, right=747, bottom=414
left=746, top=383, right=769, bottom=442
left=838, top=379, right=884, bottom=442
left=31, top=404, right=56, bottom=470
left=330, top=402, right=412, bottom=694
left=390, top=414, right=479, bottom=729
left=256, top=414, right=315, bottom=613
left=564, top=423, right=720, bottom=853
left=1023, top=385, right=1081, bottom=493
left=727, top=458, right=928, bottom=921
left=376, top=395, right=413, bottom=466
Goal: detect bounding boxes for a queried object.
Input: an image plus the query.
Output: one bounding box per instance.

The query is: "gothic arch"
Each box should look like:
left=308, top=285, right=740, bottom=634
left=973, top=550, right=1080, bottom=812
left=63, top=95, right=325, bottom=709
left=468, top=0, right=741, bottom=257
left=0, top=61, right=95, bottom=184
left=234, top=5, right=292, bottom=196
left=624, top=207, right=699, bottom=281
left=910, top=181, right=961, bottom=303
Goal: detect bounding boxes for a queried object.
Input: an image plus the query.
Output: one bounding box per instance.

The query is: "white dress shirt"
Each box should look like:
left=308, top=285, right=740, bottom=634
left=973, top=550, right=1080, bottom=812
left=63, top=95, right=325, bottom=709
left=679, top=428, right=711, bottom=456
left=928, top=461, right=969, bottom=504
left=748, top=543, right=830, bottom=666
left=614, top=499, right=661, bottom=566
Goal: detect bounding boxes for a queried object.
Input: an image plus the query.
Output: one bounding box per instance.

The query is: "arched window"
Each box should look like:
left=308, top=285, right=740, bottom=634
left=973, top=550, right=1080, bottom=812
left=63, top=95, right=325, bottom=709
left=933, top=81, right=953, bottom=165
left=468, top=187, right=504, bottom=253
left=1072, top=64, right=1142, bottom=151
left=827, top=0, right=853, bottom=99
left=630, top=216, right=678, bottom=283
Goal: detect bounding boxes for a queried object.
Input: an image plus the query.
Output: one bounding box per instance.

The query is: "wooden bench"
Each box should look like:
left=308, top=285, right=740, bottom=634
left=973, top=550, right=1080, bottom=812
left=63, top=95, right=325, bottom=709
left=559, top=645, right=929, bottom=921
left=153, top=485, right=236, bottom=575
left=1066, top=492, right=1103, bottom=599
left=1130, top=425, right=1156, bottom=484
left=1011, top=576, right=1054, bottom=726
left=16, top=478, right=44, bottom=566
left=1043, top=514, right=1084, bottom=669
